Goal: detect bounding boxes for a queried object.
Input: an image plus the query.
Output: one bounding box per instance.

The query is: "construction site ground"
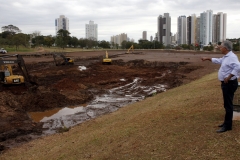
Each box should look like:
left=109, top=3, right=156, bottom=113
left=0, top=49, right=221, bottom=151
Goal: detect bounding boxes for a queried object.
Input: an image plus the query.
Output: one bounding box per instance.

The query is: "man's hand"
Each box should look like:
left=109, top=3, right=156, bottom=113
left=224, top=74, right=234, bottom=83
left=201, top=57, right=210, bottom=61
left=224, top=77, right=230, bottom=83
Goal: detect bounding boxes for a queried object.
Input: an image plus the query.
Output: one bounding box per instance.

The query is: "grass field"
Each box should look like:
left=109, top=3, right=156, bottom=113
left=1, top=71, right=240, bottom=159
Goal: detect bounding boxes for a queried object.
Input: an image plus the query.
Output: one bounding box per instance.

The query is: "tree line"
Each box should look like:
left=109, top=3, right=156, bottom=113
left=1, top=24, right=239, bottom=51
left=0, top=24, right=166, bottom=51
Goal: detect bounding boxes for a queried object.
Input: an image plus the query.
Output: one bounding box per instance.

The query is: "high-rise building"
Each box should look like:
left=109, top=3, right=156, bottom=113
left=177, top=15, right=187, bottom=45
left=150, top=35, right=153, bottom=42
left=55, top=15, right=69, bottom=35
left=85, top=20, right=98, bottom=41
left=172, top=33, right=178, bottom=44
left=191, top=14, right=197, bottom=45
left=157, top=13, right=171, bottom=45
left=186, top=14, right=198, bottom=45
left=187, top=16, right=192, bottom=45
left=110, top=33, right=127, bottom=47
left=199, top=10, right=213, bottom=45
left=196, top=16, right=201, bottom=44
left=142, top=31, right=147, bottom=40
left=212, top=12, right=227, bottom=43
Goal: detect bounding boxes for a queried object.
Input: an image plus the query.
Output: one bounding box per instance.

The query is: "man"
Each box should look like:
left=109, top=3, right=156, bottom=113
left=201, top=40, right=240, bottom=133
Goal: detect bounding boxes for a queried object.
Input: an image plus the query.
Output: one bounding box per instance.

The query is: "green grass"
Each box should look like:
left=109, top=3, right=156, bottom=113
left=1, top=71, right=240, bottom=159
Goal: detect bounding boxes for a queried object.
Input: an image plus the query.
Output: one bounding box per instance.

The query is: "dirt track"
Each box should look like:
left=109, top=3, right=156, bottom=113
left=0, top=49, right=221, bottom=151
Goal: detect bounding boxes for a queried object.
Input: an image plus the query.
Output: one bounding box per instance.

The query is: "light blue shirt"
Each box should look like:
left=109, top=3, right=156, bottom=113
left=211, top=51, right=240, bottom=81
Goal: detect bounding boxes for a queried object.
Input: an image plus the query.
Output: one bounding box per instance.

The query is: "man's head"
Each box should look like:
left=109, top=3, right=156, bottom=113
left=219, top=40, right=233, bottom=54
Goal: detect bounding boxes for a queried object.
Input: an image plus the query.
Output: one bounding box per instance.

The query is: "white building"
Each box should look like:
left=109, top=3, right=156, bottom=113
left=85, top=21, right=98, bottom=41
left=177, top=15, right=187, bottom=45
left=55, top=15, right=69, bottom=35
left=191, top=14, right=197, bottom=45
left=199, top=10, right=213, bottom=45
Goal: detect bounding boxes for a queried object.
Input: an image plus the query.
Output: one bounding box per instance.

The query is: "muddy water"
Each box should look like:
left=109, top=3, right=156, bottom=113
left=30, top=78, right=167, bottom=135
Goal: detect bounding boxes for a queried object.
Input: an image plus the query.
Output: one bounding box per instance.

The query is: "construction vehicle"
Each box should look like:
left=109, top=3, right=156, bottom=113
left=102, top=51, right=112, bottom=65
left=53, top=53, right=74, bottom=66
left=0, top=54, right=34, bottom=86
left=126, top=45, right=134, bottom=54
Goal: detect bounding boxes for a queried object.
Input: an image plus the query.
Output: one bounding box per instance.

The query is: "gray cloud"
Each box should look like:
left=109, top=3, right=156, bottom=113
left=0, top=0, right=239, bottom=41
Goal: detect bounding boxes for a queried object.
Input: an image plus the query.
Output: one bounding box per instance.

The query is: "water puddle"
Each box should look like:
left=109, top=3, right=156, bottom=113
left=29, top=78, right=167, bottom=135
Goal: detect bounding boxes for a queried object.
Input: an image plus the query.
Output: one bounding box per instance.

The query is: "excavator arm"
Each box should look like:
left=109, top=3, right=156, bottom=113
left=127, top=45, right=134, bottom=53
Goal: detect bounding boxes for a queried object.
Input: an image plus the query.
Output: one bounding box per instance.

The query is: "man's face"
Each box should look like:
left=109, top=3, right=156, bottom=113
left=218, top=44, right=228, bottom=54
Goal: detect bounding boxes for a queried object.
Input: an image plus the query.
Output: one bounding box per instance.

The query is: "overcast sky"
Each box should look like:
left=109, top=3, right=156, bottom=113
left=1, top=0, right=240, bottom=42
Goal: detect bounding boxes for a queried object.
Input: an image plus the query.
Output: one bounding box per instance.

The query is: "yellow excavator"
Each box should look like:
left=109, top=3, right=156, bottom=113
left=53, top=53, right=74, bottom=66
left=126, top=45, right=134, bottom=54
left=0, top=54, right=33, bottom=85
left=102, top=51, right=112, bottom=65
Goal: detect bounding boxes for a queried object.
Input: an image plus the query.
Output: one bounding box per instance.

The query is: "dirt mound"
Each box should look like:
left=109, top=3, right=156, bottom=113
left=53, top=78, right=81, bottom=91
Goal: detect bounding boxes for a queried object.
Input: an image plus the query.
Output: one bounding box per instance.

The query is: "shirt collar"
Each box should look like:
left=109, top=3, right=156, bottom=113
left=223, top=51, right=233, bottom=57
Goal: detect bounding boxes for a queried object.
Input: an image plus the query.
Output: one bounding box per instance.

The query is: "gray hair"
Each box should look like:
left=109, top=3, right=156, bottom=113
left=222, top=40, right=233, bottom=51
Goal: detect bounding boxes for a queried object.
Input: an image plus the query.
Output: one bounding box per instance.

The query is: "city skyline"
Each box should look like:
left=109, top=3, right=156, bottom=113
left=0, top=0, right=239, bottom=42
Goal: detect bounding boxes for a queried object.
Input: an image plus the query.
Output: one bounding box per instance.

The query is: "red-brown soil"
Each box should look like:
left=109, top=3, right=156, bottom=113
left=0, top=49, right=221, bottom=151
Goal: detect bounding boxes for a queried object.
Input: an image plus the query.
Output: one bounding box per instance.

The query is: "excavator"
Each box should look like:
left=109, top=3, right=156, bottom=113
left=53, top=53, right=74, bottom=66
left=126, top=45, right=134, bottom=54
left=102, top=51, right=112, bottom=65
left=0, top=54, right=35, bottom=86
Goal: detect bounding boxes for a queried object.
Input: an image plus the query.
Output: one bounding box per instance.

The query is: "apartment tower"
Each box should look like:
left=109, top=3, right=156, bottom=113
left=187, top=16, right=192, bottom=45
left=199, top=10, right=213, bottom=45
left=177, top=15, right=187, bottom=45
left=142, top=31, right=147, bottom=40
left=55, top=15, right=69, bottom=35
left=85, top=21, right=98, bottom=41
left=212, top=12, right=227, bottom=43
left=110, top=33, right=127, bottom=46
left=157, top=13, right=171, bottom=45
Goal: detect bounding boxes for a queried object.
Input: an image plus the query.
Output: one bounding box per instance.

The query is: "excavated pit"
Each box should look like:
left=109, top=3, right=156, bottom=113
left=0, top=51, right=221, bottom=151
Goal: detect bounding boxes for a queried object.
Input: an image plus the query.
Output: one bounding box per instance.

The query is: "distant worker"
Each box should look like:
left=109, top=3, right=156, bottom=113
left=201, top=40, right=240, bottom=133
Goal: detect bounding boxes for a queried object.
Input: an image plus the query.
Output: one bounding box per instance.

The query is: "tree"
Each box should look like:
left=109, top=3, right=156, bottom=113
left=233, top=39, right=240, bottom=51
left=32, top=31, right=41, bottom=37
left=0, top=37, right=8, bottom=46
left=44, top=35, right=55, bottom=48
left=68, top=36, right=79, bottom=48
left=152, top=40, right=164, bottom=49
left=1, top=24, right=21, bottom=35
left=121, top=40, right=127, bottom=49
left=86, top=37, right=98, bottom=48
left=98, top=40, right=110, bottom=48
left=55, top=29, right=71, bottom=49
left=11, top=33, right=29, bottom=50
left=32, top=35, right=44, bottom=47
left=126, top=41, right=134, bottom=49
left=1, top=31, right=12, bottom=38
left=79, top=38, right=88, bottom=48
